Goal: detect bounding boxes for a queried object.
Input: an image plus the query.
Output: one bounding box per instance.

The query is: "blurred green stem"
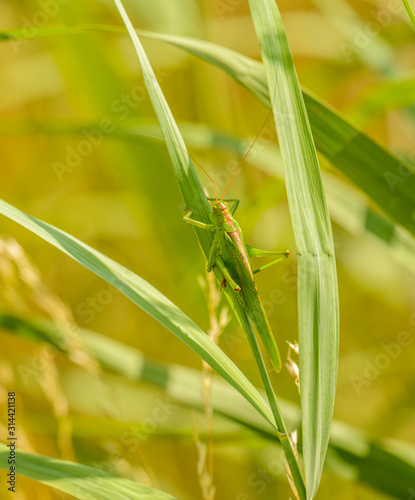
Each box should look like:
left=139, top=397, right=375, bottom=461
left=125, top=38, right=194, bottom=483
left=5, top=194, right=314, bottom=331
left=244, top=324, right=306, bottom=499
left=402, top=0, right=415, bottom=29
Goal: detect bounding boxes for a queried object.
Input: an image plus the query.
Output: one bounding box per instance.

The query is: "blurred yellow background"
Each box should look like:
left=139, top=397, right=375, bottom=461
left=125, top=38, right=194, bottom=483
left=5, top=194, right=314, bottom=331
left=0, top=0, right=415, bottom=499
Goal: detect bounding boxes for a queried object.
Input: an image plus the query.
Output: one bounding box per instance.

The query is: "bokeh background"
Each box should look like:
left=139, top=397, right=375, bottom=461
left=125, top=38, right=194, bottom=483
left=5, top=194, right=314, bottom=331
left=1, top=0, right=415, bottom=498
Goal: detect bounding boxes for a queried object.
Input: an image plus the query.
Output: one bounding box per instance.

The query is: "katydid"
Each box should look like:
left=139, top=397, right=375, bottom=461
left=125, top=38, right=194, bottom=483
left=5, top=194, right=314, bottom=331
left=183, top=196, right=288, bottom=373
left=182, top=119, right=289, bottom=373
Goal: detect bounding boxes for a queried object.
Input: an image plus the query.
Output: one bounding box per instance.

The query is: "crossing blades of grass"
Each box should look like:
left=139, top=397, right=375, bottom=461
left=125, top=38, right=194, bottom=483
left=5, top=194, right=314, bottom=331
left=0, top=198, right=275, bottom=429
left=111, top=0, right=305, bottom=496
left=248, top=1, right=339, bottom=498
left=1, top=25, right=414, bottom=238
left=133, top=28, right=415, bottom=240
left=3, top=312, right=415, bottom=499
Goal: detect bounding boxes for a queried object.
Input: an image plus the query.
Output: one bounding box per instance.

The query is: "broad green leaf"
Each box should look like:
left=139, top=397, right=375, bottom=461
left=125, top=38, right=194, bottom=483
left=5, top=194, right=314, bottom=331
left=0, top=443, right=174, bottom=499
left=0, top=198, right=275, bottom=429
left=247, top=1, right=339, bottom=498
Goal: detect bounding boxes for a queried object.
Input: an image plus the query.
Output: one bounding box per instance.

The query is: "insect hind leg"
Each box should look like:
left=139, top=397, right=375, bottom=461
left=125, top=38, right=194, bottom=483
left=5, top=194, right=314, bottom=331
left=215, top=256, right=241, bottom=292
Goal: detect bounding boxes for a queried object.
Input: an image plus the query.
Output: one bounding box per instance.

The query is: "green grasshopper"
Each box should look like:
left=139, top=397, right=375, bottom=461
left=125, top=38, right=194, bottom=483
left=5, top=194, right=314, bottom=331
left=183, top=195, right=288, bottom=372
left=182, top=124, right=289, bottom=372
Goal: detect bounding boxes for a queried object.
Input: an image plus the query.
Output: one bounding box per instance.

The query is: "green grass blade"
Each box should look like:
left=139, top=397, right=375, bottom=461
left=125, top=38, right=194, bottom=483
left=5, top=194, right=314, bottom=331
left=303, top=93, right=415, bottom=237
left=402, top=0, right=415, bottom=28
left=0, top=198, right=275, bottom=428
left=247, top=1, right=339, bottom=497
left=0, top=443, right=175, bottom=499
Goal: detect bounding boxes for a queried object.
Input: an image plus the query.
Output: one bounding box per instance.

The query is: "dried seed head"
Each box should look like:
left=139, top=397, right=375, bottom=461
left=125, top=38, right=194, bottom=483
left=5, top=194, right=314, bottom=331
left=286, top=340, right=300, bottom=393
left=286, top=340, right=299, bottom=355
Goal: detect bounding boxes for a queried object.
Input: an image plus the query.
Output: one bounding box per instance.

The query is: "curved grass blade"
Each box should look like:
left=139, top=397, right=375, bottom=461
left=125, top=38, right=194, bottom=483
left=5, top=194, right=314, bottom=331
left=247, top=0, right=339, bottom=497
left=0, top=198, right=275, bottom=429
left=402, top=0, right=415, bottom=29
left=0, top=443, right=175, bottom=499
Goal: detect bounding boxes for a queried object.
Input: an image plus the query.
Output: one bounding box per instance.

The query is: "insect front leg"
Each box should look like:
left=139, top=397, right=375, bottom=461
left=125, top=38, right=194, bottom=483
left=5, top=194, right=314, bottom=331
left=207, top=198, right=240, bottom=215
left=183, top=208, right=214, bottom=231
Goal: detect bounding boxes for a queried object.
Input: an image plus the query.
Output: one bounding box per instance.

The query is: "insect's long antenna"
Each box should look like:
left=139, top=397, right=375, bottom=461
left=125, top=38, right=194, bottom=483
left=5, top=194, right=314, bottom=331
left=221, top=69, right=278, bottom=201
left=131, top=131, right=219, bottom=202
left=221, top=107, right=273, bottom=200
